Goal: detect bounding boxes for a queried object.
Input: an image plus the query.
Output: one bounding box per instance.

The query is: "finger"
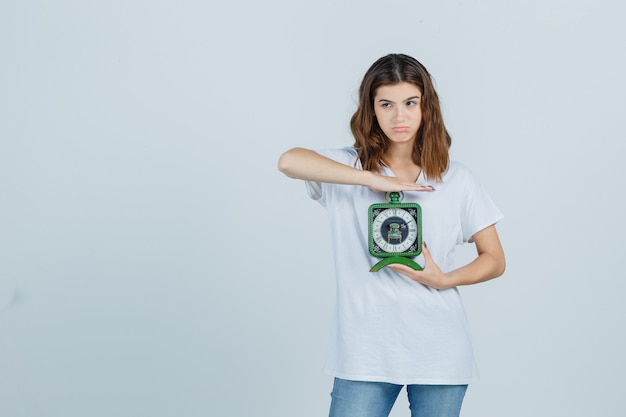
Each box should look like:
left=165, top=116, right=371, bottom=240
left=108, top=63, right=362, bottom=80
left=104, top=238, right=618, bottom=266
left=387, top=264, right=416, bottom=275
left=387, top=264, right=404, bottom=272
left=421, top=241, right=433, bottom=263
left=416, top=185, right=436, bottom=191
left=404, top=184, right=435, bottom=192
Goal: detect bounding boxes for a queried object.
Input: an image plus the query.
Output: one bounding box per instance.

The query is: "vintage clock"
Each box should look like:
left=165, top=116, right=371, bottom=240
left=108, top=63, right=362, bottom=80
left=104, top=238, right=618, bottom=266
left=368, top=192, right=423, bottom=272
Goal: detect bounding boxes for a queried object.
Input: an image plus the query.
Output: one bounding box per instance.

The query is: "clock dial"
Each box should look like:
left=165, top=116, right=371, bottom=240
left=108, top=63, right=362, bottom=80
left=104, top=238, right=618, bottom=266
left=370, top=207, right=420, bottom=255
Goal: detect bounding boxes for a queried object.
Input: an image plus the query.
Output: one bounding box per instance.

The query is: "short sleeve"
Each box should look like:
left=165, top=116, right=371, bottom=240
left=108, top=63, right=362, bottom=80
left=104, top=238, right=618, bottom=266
left=460, top=169, right=504, bottom=243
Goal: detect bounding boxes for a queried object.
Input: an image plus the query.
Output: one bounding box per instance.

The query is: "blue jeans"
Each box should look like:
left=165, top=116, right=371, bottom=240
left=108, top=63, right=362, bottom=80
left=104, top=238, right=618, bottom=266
left=328, top=378, right=467, bottom=417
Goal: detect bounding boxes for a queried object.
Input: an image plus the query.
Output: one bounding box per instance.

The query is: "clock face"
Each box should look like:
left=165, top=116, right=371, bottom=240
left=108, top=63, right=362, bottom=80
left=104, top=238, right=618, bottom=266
left=369, top=205, right=422, bottom=257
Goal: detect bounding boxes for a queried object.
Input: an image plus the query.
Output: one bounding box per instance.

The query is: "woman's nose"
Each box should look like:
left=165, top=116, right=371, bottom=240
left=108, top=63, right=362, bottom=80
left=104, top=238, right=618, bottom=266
left=394, top=107, right=406, bottom=122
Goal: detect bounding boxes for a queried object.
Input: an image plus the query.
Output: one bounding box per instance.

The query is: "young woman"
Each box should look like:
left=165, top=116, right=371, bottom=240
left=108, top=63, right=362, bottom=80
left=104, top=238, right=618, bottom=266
left=277, top=53, right=505, bottom=417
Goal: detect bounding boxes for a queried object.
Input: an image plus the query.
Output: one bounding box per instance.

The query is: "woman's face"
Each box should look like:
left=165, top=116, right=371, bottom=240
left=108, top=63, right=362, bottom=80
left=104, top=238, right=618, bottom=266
left=373, top=82, right=422, bottom=146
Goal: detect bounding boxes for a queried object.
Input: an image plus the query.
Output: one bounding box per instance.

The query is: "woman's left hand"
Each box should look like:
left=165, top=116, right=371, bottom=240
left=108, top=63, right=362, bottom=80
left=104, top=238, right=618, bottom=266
left=386, top=243, right=453, bottom=290
left=388, top=225, right=506, bottom=290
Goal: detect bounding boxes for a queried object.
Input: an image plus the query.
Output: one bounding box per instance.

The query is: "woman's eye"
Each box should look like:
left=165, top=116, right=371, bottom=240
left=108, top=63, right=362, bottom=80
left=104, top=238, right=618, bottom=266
left=407, top=101, right=416, bottom=107
left=381, top=103, right=391, bottom=108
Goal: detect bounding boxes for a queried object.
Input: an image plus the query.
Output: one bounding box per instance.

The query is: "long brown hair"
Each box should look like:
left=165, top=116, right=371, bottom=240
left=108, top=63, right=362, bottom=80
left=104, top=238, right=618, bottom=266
left=350, top=53, right=451, bottom=182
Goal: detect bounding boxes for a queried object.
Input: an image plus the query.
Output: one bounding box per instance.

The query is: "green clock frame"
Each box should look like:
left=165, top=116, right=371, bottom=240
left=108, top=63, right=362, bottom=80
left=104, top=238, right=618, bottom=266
left=368, top=192, right=423, bottom=272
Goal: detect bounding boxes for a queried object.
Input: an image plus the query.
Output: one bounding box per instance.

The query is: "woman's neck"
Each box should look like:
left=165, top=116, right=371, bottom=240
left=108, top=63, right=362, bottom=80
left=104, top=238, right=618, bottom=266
left=385, top=144, right=421, bottom=183
left=385, top=142, right=416, bottom=165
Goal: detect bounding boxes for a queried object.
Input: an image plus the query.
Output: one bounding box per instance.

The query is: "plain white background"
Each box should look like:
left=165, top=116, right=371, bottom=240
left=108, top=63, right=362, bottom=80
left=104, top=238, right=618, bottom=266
left=1, top=1, right=625, bottom=416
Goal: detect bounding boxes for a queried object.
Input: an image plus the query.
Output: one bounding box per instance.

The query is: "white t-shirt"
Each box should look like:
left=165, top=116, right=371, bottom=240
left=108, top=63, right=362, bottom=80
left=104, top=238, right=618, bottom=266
left=306, top=147, right=503, bottom=385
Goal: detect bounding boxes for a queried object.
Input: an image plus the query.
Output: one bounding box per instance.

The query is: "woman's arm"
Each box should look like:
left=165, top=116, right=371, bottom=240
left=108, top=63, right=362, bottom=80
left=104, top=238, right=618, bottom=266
left=277, top=147, right=434, bottom=193
left=388, top=224, right=505, bottom=290
left=278, top=147, right=373, bottom=184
